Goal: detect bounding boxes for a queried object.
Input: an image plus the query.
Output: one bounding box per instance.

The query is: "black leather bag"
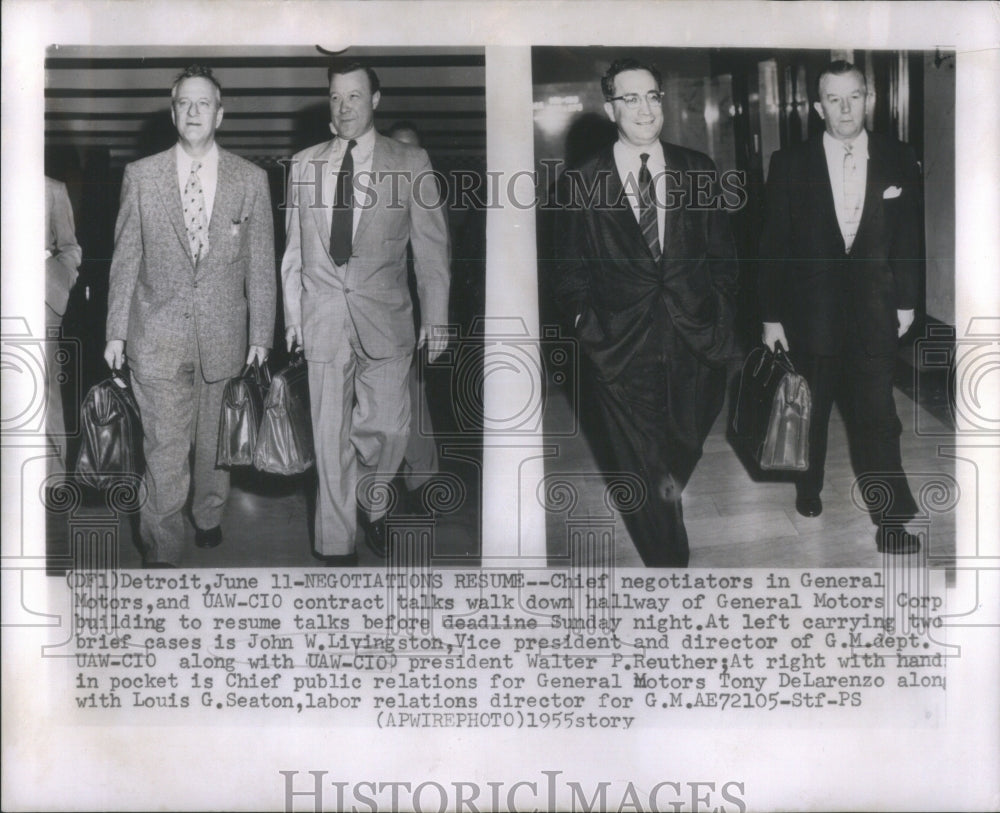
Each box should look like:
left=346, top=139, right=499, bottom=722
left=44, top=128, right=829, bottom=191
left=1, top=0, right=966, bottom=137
left=217, top=360, right=271, bottom=467
left=75, top=366, right=145, bottom=489
left=253, top=354, right=315, bottom=475
left=731, top=344, right=811, bottom=471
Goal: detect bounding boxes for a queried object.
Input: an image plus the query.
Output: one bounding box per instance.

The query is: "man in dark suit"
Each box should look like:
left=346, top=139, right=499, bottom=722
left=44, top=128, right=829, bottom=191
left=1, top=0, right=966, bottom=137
left=281, top=62, right=450, bottom=564
left=105, top=65, right=276, bottom=566
left=554, top=58, right=740, bottom=567
left=759, top=60, right=922, bottom=555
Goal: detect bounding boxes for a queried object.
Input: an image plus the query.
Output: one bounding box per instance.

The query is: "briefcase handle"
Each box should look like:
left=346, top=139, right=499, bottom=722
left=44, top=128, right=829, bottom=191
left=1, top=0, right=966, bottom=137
left=240, top=357, right=273, bottom=387
left=769, top=341, right=798, bottom=376
left=110, top=360, right=131, bottom=390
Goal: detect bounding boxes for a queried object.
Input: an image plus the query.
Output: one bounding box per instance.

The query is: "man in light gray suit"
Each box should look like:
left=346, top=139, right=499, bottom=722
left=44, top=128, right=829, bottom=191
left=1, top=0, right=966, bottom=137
left=105, top=65, right=276, bottom=567
left=282, top=61, right=450, bottom=564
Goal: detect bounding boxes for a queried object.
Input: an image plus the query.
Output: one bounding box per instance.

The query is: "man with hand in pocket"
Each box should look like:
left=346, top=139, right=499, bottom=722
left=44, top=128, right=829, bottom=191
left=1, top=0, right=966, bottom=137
left=759, top=60, right=923, bottom=555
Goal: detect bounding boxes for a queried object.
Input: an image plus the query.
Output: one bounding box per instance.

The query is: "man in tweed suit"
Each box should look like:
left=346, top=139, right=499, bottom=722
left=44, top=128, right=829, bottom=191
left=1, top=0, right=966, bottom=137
left=281, top=61, right=450, bottom=564
left=104, top=65, right=275, bottom=567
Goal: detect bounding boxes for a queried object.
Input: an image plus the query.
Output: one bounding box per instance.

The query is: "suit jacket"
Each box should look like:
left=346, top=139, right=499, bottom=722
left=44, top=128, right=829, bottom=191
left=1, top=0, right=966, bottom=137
left=281, top=133, right=450, bottom=362
left=758, top=132, right=923, bottom=356
left=106, top=146, right=276, bottom=381
left=45, top=176, right=82, bottom=317
left=553, top=141, right=740, bottom=381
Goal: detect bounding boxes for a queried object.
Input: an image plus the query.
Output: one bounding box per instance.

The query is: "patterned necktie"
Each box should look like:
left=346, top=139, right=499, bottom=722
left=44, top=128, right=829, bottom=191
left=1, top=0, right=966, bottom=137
left=183, top=160, right=209, bottom=262
left=842, top=142, right=862, bottom=252
left=330, top=139, right=357, bottom=266
left=638, top=152, right=661, bottom=261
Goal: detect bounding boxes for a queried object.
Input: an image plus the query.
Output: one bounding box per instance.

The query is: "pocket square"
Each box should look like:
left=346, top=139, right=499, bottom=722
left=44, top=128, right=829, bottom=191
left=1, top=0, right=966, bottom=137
left=883, top=186, right=903, bottom=199
left=230, top=215, right=249, bottom=236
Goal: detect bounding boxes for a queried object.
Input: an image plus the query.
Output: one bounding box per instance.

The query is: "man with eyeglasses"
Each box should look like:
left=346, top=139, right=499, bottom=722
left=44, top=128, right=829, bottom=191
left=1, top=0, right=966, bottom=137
left=104, top=65, right=276, bottom=566
left=281, top=61, right=450, bottom=565
left=554, top=57, right=740, bottom=567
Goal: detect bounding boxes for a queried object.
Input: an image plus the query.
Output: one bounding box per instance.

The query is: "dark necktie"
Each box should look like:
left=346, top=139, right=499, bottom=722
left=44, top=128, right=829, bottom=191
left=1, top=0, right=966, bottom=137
left=330, top=138, right=357, bottom=266
left=638, top=152, right=660, bottom=261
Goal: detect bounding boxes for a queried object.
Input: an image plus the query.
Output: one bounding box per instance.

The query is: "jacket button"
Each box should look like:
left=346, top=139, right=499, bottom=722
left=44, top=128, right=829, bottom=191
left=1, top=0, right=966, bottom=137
left=184, top=313, right=190, bottom=319
left=344, top=287, right=351, bottom=294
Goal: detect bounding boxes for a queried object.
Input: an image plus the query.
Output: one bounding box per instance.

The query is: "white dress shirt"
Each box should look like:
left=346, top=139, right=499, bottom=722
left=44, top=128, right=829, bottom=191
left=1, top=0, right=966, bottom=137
left=613, top=139, right=666, bottom=250
left=822, top=128, right=868, bottom=252
left=175, top=142, right=219, bottom=223
left=325, top=127, right=377, bottom=241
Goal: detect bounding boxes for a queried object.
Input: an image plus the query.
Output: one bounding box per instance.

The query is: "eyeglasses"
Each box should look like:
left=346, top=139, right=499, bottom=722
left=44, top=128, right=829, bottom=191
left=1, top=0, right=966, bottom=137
left=608, top=91, right=664, bottom=109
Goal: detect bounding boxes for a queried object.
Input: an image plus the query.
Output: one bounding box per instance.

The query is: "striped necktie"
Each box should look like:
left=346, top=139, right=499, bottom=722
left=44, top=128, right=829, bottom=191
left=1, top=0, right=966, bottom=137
left=638, top=152, right=660, bottom=262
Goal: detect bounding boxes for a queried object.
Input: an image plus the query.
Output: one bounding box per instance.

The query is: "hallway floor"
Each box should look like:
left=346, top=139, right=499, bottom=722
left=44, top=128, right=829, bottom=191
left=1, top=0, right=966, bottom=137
left=46, top=345, right=956, bottom=571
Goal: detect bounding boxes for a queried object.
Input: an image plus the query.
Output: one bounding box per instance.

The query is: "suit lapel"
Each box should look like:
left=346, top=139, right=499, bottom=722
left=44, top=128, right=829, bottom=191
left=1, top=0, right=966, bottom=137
left=852, top=134, right=884, bottom=253
left=310, top=139, right=336, bottom=258
left=660, top=142, right=686, bottom=268
left=153, top=147, right=195, bottom=269
left=352, top=134, right=387, bottom=247
left=205, top=149, right=242, bottom=272
left=594, top=147, right=645, bottom=249
left=809, top=138, right=845, bottom=252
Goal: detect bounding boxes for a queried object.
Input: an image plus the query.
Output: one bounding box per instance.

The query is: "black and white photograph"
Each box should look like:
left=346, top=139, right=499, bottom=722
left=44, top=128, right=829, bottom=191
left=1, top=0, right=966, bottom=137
left=2, top=2, right=998, bottom=812
left=533, top=46, right=959, bottom=569
left=41, top=46, right=487, bottom=569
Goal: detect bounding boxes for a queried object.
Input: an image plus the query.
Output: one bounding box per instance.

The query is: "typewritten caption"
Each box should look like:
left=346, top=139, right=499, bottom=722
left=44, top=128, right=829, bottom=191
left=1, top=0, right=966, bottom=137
left=64, top=569, right=948, bottom=727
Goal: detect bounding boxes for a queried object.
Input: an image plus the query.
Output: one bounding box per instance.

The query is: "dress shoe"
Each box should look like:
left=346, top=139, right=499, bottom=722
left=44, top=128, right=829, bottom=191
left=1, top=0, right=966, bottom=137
left=144, top=560, right=177, bottom=569
left=362, top=514, right=388, bottom=558
left=194, top=524, right=223, bottom=549
left=314, top=551, right=358, bottom=568
left=795, top=495, right=823, bottom=517
left=876, top=527, right=921, bottom=555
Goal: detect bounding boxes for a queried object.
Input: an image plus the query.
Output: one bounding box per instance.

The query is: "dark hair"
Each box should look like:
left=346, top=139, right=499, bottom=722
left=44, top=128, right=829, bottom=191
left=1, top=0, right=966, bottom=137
left=601, top=58, right=662, bottom=100
left=327, top=60, right=381, bottom=95
left=171, top=65, right=222, bottom=102
left=815, top=60, right=866, bottom=97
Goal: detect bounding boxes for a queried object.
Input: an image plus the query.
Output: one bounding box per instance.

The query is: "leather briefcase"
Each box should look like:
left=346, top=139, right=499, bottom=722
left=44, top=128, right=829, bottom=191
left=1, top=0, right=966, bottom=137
left=217, top=359, right=271, bottom=467
left=253, top=354, right=315, bottom=475
left=731, top=344, right=811, bottom=471
left=75, top=366, right=145, bottom=489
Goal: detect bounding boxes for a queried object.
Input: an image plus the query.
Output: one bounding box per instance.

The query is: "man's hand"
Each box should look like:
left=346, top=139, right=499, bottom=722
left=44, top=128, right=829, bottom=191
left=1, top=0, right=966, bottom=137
left=104, top=340, right=125, bottom=370
left=418, top=325, right=448, bottom=362
left=286, top=325, right=303, bottom=354
left=246, top=345, right=268, bottom=366
left=762, top=322, right=789, bottom=353
left=897, top=309, right=915, bottom=338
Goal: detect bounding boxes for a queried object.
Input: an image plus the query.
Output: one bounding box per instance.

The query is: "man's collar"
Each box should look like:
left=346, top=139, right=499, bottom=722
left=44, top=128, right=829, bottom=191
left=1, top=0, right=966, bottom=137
left=823, top=129, right=869, bottom=158
left=335, top=127, right=376, bottom=155
left=614, top=139, right=665, bottom=165
left=176, top=141, right=219, bottom=168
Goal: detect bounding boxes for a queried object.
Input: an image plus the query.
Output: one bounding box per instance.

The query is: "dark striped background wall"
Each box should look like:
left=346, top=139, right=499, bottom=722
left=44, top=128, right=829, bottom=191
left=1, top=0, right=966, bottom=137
left=45, top=45, right=486, bottom=167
